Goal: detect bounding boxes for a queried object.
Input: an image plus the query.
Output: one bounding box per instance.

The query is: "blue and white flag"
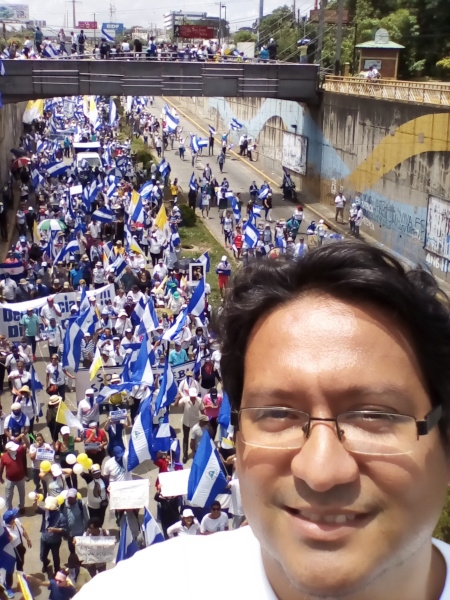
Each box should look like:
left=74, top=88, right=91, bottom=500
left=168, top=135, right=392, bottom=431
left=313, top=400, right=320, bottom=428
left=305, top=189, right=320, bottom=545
left=0, top=521, right=16, bottom=577
left=42, top=43, right=59, bottom=58
left=189, top=172, right=198, bottom=192
left=30, top=365, right=43, bottom=416
left=197, top=251, right=210, bottom=273
left=127, top=395, right=153, bottom=471
left=230, top=118, right=243, bottom=131
left=31, top=168, right=44, bottom=189
left=142, top=507, right=164, bottom=547
left=218, top=391, right=231, bottom=429
left=190, top=135, right=199, bottom=154
left=187, top=432, right=228, bottom=507
left=130, top=332, right=155, bottom=386
left=258, top=185, right=270, bottom=201
left=62, top=306, right=91, bottom=371
left=92, top=207, right=114, bottom=223
left=139, top=180, right=154, bottom=199
left=101, top=24, right=115, bottom=42
left=46, top=161, right=70, bottom=178
left=162, top=308, right=188, bottom=342
left=231, top=197, right=241, bottom=223
left=109, top=254, right=127, bottom=281
left=106, top=182, right=117, bottom=198
left=193, top=347, right=202, bottom=378
left=95, top=382, right=132, bottom=405
left=170, top=229, right=180, bottom=249
left=244, top=220, right=259, bottom=249
left=186, top=276, right=205, bottom=319
left=109, top=97, right=117, bottom=127
left=198, top=138, right=208, bottom=148
left=36, top=139, right=48, bottom=154
left=138, top=296, right=159, bottom=335
left=0, top=60, right=5, bottom=76
left=53, top=237, right=79, bottom=264
left=130, top=194, right=144, bottom=224
left=209, top=125, right=216, bottom=135
left=165, top=110, right=179, bottom=133
left=252, top=204, right=262, bottom=218
left=116, top=515, right=139, bottom=563
left=154, top=358, right=177, bottom=413
left=158, top=159, right=170, bottom=178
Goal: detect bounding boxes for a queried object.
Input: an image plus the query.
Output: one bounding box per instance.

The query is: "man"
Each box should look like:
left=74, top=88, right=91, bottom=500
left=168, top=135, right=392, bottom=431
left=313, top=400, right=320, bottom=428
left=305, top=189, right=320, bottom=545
left=0, top=441, right=27, bottom=511
left=77, top=29, right=86, bottom=54
left=4, top=402, right=30, bottom=447
left=60, top=488, right=89, bottom=552
left=176, top=387, right=204, bottom=463
left=355, top=203, right=363, bottom=238
left=190, top=414, right=212, bottom=457
left=35, top=495, right=67, bottom=574
left=200, top=501, right=229, bottom=535
left=294, top=236, right=308, bottom=258
left=76, top=240, right=450, bottom=599
left=169, top=341, right=188, bottom=367
left=0, top=274, right=17, bottom=302
left=334, top=190, right=346, bottom=223
left=20, top=308, right=40, bottom=360
left=40, top=296, right=62, bottom=327
left=46, top=354, right=74, bottom=400
left=43, top=316, right=64, bottom=357
left=77, top=389, right=100, bottom=428
left=8, top=361, right=31, bottom=399
left=216, top=256, right=231, bottom=299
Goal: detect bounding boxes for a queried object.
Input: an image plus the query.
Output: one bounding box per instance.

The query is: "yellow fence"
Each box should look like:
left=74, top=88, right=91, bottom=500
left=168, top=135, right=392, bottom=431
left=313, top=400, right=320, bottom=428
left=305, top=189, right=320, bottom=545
left=324, top=76, right=450, bottom=106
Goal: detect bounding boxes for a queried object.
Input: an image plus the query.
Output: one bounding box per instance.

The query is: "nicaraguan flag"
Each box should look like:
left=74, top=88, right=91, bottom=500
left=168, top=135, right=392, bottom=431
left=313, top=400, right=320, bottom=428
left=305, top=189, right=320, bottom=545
left=154, top=358, right=177, bottom=413
left=31, top=168, right=44, bottom=189
left=218, top=391, right=231, bottom=429
left=230, top=118, right=243, bottom=130
left=189, top=172, right=198, bottom=192
left=106, top=182, right=117, bottom=198
left=131, top=295, right=146, bottom=327
left=130, top=333, right=154, bottom=386
left=197, top=251, right=210, bottom=273
left=142, top=507, right=164, bottom=547
left=116, top=515, right=139, bottom=563
left=95, top=382, right=132, bottom=405
left=109, top=97, right=117, bottom=127
left=47, top=161, right=70, bottom=178
left=252, top=204, right=262, bottom=217
left=36, top=139, right=47, bottom=154
left=92, top=207, right=114, bottom=223
left=258, top=185, right=270, bottom=201
left=162, top=307, right=188, bottom=342
left=62, top=306, right=91, bottom=371
left=110, top=255, right=127, bottom=280
left=0, top=261, right=24, bottom=281
left=158, top=159, right=170, bottom=177
left=138, top=296, right=159, bottom=335
left=198, top=138, right=208, bottom=148
left=127, top=396, right=154, bottom=471
left=209, top=125, right=216, bottom=135
left=187, top=276, right=205, bottom=319
left=244, top=220, right=260, bottom=249
left=187, top=432, right=228, bottom=507
left=43, top=43, right=59, bottom=58
left=0, top=520, right=16, bottom=577
left=53, top=237, right=79, bottom=264
left=165, top=111, right=179, bottom=133
left=131, top=194, right=144, bottom=223
left=231, top=197, right=241, bottom=223
left=139, top=180, right=154, bottom=199
left=171, top=229, right=181, bottom=249
left=190, top=135, right=199, bottom=154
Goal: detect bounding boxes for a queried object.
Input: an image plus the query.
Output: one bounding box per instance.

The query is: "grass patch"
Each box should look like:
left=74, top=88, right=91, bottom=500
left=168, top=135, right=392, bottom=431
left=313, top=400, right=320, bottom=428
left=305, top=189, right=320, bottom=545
left=179, top=219, right=235, bottom=307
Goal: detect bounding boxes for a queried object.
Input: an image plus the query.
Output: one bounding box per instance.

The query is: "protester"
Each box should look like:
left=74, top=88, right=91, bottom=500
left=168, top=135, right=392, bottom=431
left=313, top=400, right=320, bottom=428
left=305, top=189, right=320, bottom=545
left=200, top=501, right=229, bottom=534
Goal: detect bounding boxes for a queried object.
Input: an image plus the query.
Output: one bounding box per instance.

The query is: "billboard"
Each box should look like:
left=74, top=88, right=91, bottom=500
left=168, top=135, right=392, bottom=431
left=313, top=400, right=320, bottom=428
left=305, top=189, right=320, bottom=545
left=425, top=195, right=450, bottom=264
left=77, top=20, right=97, bottom=29
left=282, top=132, right=308, bottom=176
left=102, top=22, right=124, bottom=34
left=309, top=9, right=350, bottom=24
left=174, top=25, right=215, bottom=39
left=0, top=3, right=29, bottom=21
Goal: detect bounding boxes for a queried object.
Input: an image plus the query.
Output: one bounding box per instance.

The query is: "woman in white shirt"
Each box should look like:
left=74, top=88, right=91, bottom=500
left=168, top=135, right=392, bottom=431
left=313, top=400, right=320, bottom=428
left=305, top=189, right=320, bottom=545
left=167, top=509, right=200, bottom=538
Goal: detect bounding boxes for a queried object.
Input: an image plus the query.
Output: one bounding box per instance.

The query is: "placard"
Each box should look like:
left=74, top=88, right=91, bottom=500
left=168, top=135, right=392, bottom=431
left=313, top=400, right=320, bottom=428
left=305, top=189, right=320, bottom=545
left=109, top=479, right=149, bottom=510
left=36, top=448, right=55, bottom=461
left=159, top=468, right=191, bottom=498
left=74, top=536, right=116, bottom=564
left=109, top=408, right=127, bottom=423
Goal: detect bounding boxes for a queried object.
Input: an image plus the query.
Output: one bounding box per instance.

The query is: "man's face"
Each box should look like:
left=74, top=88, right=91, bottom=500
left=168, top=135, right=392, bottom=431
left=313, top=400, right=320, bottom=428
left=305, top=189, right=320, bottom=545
left=236, top=295, right=448, bottom=598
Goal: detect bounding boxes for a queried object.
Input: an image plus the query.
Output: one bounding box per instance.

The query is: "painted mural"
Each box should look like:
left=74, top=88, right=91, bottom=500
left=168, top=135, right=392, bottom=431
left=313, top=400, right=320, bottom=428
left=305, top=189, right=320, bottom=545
left=207, top=96, right=450, bottom=272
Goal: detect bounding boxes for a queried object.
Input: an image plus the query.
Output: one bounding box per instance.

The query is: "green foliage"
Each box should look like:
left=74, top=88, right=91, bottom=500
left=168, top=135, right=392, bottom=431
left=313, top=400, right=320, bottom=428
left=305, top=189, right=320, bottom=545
left=436, top=57, right=450, bottom=80
left=434, top=489, right=450, bottom=542
left=178, top=204, right=196, bottom=228
left=135, top=149, right=153, bottom=168
left=233, top=31, right=256, bottom=44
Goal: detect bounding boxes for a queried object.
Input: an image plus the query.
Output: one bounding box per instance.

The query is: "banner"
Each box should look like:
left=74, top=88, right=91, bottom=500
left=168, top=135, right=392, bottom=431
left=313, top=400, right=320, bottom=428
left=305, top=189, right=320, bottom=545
left=109, top=479, right=149, bottom=510
left=109, top=408, right=127, bottom=423
left=75, top=359, right=197, bottom=402
left=36, top=448, right=55, bottom=461
left=0, top=284, right=115, bottom=342
left=159, top=469, right=190, bottom=498
left=73, top=536, right=116, bottom=564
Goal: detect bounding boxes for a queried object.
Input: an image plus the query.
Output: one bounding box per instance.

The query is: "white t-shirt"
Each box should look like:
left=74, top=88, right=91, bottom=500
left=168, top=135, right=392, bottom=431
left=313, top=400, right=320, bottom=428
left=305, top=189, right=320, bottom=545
left=102, top=456, right=131, bottom=483
left=73, top=527, right=450, bottom=600
left=167, top=520, right=201, bottom=538
left=200, top=512, right=229, bottom=534
left=334, top=194, right=346, bottom=208
left=228, top=478, right=244, bottom=517
left=178, top=397, right=204, bottom=428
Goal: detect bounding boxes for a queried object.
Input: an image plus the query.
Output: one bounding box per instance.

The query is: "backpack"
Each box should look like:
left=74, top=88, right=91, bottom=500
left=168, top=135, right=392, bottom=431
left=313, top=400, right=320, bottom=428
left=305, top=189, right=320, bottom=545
left=78, top=34, right=85, bottom=45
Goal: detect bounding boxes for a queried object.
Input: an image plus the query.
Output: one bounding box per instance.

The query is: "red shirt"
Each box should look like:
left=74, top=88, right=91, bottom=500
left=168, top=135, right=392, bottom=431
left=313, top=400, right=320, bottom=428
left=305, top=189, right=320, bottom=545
left=1, top=446, right=26, bottom=481
left=233, top=234, right=243, bottom=249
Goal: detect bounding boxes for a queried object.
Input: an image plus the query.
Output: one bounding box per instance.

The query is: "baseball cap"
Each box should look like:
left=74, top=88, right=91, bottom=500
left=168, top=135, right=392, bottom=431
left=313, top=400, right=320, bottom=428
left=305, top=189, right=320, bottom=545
left=11, top=402, right=21, bottom=410
left=90, top=464, right=101, bottom=473
left=5, top=441, right=19, bottom=452
left=51, top=464, right=63, bottom=476
left=221, top=255, right=227, bottom=261
left=45, top=496, right=59, bottom=511
left=188, top=387, right=198, bottom=396
left=182, top=509, right=194, bottom=518
left=67, top=488, right=77, bottom=498
left=60, top=426, right=70, bottom=435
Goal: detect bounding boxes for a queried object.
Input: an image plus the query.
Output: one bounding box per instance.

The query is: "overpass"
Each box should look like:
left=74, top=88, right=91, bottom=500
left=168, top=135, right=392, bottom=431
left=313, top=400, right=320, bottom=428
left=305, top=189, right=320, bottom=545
left=0, top=59, right=320, bottom=105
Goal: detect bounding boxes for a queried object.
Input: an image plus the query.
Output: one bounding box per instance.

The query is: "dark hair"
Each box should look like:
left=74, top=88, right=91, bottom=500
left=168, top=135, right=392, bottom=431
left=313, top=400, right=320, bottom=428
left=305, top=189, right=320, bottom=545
left=220, top=241, right=450, bottom=438
left=87, top=518, right=101, bottom=529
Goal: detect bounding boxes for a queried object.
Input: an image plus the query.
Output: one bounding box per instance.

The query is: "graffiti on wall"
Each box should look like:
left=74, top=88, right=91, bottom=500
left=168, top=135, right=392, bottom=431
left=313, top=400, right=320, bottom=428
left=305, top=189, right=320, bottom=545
left=425, top=195, right=450, bottom=262
left=282, top=132, right=308, bottom=175
left=360, top=194, right=426, bottom=241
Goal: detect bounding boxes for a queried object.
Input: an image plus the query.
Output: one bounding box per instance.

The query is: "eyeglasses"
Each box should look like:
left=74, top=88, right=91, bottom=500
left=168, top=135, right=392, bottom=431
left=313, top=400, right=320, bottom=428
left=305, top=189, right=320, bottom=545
left=238, top=405, right=443, bottom=456
left=211, top=507, right=221, bottom=512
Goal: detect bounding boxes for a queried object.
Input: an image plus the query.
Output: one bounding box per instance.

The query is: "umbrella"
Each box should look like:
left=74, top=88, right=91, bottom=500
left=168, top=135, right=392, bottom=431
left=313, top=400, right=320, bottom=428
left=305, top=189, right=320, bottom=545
left=37, top=219, right=67, bottom=232
left=12, top=157, right=31, bottom=169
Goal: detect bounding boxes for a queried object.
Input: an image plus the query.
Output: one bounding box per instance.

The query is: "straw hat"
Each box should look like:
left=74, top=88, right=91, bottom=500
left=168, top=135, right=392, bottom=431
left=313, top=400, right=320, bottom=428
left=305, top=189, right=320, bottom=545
left=48, top=395, right=62, bottom=406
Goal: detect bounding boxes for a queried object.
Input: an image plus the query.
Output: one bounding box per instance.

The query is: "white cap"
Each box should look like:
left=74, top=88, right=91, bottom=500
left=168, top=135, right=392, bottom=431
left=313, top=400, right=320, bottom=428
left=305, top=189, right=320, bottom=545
left=45, top=496, right=58, bottom=510
left=5, top=441, right=19, bottom=452
left=221, top=255, right=227, bottom=262
left=51, top=464, right=63, bottom=476
left=182, top=508, right=194, bottom=518
left=11, top=402, right=21, bottom=411
left=60, top=426, right=70, bottom=435
left=319, top=219, right=324, bottom=224
left=86, top=388, right=95, bottom=395
left=188, top=387, right=198, bottom=396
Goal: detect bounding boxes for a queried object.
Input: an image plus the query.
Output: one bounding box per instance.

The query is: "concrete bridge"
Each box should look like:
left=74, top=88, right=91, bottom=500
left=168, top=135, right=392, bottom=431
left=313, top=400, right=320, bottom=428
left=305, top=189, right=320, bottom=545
left=0, top=59, right=320, bottom=105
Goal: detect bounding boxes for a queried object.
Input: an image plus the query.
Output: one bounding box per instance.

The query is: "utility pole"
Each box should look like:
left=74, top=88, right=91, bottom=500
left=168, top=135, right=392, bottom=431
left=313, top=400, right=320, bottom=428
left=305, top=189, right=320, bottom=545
left=72, top=0, right=76, bottom=29
left=334, top=0, right=344, bottom=74
left=218, top=2, right=222, bottom=46
left=316, top=0, right=326, bottom=66
left=93, top=12, right=96, bottom=44
left=258, top=0, right=264, bottom=42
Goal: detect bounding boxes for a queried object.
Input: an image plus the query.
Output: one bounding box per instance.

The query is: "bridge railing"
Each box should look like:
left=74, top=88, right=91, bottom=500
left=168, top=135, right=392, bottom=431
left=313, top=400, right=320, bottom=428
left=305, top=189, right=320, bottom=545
left=324, top=75, right=450, bottom=106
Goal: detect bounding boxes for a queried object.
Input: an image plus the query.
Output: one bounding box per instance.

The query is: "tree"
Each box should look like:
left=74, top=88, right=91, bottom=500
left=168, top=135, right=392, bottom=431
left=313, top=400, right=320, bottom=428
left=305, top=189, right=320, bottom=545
left=233, top=31, right=256, bottom=44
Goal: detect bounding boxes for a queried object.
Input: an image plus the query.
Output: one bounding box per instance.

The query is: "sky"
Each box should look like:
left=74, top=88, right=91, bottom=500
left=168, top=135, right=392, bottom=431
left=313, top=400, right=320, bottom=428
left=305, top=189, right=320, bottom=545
left=26, top=0, right=316, bottom=32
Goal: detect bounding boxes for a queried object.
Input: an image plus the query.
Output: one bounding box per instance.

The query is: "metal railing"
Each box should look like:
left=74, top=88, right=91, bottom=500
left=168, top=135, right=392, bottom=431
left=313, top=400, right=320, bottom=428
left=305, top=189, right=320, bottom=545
left=324, top=75, right=450, bottom=106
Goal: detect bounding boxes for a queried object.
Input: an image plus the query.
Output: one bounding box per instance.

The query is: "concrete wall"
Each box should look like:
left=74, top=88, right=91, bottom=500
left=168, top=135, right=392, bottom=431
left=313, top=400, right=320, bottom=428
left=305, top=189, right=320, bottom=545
left=175, top=93, right=450, bottom=281
left=0, top=101, right=26, bottom=181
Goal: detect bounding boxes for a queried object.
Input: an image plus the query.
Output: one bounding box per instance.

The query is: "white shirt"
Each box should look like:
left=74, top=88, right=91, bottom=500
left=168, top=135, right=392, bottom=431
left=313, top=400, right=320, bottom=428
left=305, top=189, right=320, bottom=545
left=86, top=477, right=107, bottom=508
left=200, top=512, right=229, bottom=533
left=178, top=396, right=204, bottom=428
left=102, top=455, right=131, bottom=483
left=229, top=478, right=244, bottom=517
left=46, top=362, right=65, bottom=385
left=77, top=399, right=100, bottom=426
left=167, top=519, right=201, bottom=538
left=0, top=278, right=17, bottom=300
left=334, top=194, right=346, bottom=208
left=73, top=528, right=450, bottom=600
left=93, top=267, right=105, bottom=284
left=40, top=303, right=61, bottom=323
